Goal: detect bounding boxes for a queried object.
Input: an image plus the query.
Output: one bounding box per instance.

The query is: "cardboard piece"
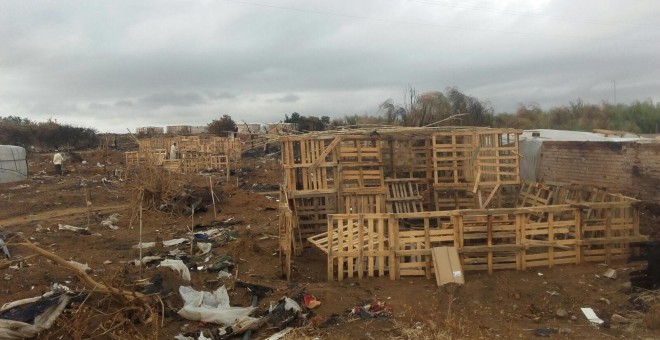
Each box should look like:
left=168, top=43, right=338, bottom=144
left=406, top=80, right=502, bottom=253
left=431, top=247, right=465, bottom=286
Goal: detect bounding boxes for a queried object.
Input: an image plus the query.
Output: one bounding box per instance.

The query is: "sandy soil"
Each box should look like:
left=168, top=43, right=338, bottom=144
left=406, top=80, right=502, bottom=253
left=0, top=148, right=658, bottom=339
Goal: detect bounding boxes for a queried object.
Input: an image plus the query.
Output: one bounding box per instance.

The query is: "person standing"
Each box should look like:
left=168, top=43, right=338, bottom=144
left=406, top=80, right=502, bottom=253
left=170, top=142, right=178, bottom=160
left=53, top=151, right=63, bottom=175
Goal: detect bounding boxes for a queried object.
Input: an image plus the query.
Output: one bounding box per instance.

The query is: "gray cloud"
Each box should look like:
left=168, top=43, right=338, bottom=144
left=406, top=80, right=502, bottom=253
left=275, top=93, right=300, bottom=103
left=115, top=100, right=134, bottom=107
left=137, top=92, right=206, bottom=109
left=0, top=1, right=658, bottom=132
left=209, top=92, right=237, bottom=100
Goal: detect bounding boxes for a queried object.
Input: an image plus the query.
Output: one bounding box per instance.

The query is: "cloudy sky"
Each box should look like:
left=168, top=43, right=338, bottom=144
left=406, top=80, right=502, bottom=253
left=1, top=0, right=658, bottom=133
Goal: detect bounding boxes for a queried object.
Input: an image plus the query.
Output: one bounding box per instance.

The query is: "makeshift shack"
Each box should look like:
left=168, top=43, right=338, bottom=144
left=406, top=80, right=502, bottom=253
left=124, top=135, right=240, bottom=177
left=278, top=127, right=647, bottom=282
left=0, top=145, right=28, bottom=183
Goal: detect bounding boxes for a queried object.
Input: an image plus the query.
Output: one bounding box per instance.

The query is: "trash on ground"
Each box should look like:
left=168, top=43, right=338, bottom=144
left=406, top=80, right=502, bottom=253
left=265, top=327, right=294, bottom=340
left=67, top=260, right=90, bottom=272
left=0, top=239, right=10, bottom=258
left=269, top=297, right=302, bottom=328
left=0, top=284, right=75, bottom=339
left=235, top=281, right=273, bottom=298
left=132, top=256, right=162, bottom=266
left=603, top=268, right=618, bottom=279
left=58, top=224, right=90, bottom=235
left=158, top=259, right=191, bottom=281
left=100, top=213, right=120, bottom=230
left=218, top=270, right=232, bottom=278
left=304, top=294, right=321, bottom=309
left=581, top=307, right=604, bottom=325
left=133, top=238, right=188, bottom=249
left=207, top=255, right=234, bottom=272
left=348, top=300, right=392, bottom=320
left=177, top=285, right=255, bottom=325
left=534, top=327, right=557, bottom=337
left=197, top=242, right=212, bottom=254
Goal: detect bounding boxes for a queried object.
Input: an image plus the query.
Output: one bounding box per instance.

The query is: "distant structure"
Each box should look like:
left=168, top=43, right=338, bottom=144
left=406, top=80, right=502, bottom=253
left=190, top=125, right=209, bottom=134
left=237, top=123, right=263, bottom=134
left=136, top=126, right=164, bottom=135
left=237, top=123, right=294, bottom=135
left=166, top=125, right=192, bottom=135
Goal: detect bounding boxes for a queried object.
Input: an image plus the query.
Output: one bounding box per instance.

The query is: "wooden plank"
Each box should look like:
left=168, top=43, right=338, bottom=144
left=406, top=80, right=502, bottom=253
left=431, top=247, right=465, bottom=286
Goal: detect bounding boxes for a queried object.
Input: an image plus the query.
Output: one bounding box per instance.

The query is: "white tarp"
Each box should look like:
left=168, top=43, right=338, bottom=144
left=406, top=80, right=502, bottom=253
left=519, top=129, right=647, bottom=182
left=0, top=145, right=27, bottom=184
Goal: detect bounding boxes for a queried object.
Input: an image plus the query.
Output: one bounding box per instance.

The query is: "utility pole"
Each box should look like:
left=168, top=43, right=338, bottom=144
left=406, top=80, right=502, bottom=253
left=613, top=80, right=617, bottom=105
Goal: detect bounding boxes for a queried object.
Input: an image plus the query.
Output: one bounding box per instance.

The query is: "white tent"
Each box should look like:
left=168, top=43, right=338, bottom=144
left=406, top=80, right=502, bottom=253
left=0, top=145, right=28, bottom=183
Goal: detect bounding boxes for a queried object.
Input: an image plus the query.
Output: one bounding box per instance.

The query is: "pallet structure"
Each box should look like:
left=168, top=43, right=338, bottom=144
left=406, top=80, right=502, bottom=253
left=124, top=135, right=240, bottom=178
left=278, top=126, right=647, bottom=281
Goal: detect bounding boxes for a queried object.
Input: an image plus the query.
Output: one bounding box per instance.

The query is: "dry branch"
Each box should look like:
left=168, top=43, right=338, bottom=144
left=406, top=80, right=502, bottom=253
left=14, top=240, right=145, bottom=301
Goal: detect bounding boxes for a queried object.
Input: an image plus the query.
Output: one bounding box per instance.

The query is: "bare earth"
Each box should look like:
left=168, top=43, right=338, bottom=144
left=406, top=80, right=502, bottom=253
left=0, top=148, right=658, bottom=339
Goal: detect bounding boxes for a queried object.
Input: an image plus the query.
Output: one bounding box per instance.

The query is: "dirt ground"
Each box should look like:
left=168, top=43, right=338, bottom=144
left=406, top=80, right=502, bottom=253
left=0, top=147, right=659, bottom=339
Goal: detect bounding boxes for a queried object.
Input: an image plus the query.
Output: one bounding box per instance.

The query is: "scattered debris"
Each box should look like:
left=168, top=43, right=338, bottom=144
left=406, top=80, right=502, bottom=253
left=133, top=238, right=188, bottom=249
left=66, top=260, right=90, bottom=272
left=235, top=281, right=273, bottom=298
left=57, top=224, right=90, bottom=235
left=265, top=327, right=294, bottom=340
left=304, top=294, right=321, bottom=309
left=197, top=242, right=212, bottom=254
left=0, top=284, right=75, bottom=339
left=348, top=300, right=392, bottom=320
left=581, top=307, right=604, bottom=325
left=132, top=256, right=162, bottom=266
left=555, top=308, right=568, bottom=318
left=534, top=327, right=557, bottom=337
left=177, top=286, right=255, bottom=325
left=218, top=270, right=232, bottom=279
left=603, top=268, right=618, bottom=279
left=0, top=239, right=10, bottom=259
left=158, top=259, right=191, bottom=281
left=100, top=213, right=120, bottom=230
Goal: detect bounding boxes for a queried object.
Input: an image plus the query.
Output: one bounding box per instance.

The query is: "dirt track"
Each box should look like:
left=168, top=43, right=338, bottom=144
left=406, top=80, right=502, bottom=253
left=0, top=203, right=128, bottom=227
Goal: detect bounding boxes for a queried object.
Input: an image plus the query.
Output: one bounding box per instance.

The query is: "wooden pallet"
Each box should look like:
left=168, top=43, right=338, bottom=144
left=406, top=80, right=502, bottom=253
left=385, top=178, right=424, bottom=213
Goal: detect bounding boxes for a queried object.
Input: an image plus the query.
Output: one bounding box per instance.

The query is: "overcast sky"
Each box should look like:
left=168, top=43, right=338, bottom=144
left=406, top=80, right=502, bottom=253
left=1, top=0, right=659, bottom=133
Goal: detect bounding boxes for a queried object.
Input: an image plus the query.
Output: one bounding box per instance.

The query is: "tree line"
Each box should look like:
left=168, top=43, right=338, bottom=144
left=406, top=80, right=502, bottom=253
left=277, top=87, right=659, bottom=134
left=0, top=116, right=98, bottom=149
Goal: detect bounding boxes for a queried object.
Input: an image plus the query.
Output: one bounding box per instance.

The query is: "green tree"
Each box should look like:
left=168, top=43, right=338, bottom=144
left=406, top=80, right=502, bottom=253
left=208, top=114, right=237, bottom=137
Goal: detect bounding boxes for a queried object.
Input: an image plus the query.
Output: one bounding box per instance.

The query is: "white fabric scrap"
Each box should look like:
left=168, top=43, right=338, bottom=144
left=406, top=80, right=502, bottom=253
left=163, top=238, right=188, bottom=247
left=177, top=286, right=255, bottom=325
left=197, top=242, right=212, bottom=254
left=100, top=213, right=120, bottom=230
left=57, top=224, right=88, bottom=232
left=158, top=260, right=191, bottom=281
left=67, top=261, right=90, bottom=272
left=133, top=238, right=187, bottom=249
left=581, top=307, right=604, bottom=325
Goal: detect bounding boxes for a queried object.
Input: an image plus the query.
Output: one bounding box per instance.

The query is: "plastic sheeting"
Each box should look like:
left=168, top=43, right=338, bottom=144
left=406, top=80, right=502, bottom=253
left=177, top=286, right=255, bottom=325
left=0, top=145, right=27, bottom=184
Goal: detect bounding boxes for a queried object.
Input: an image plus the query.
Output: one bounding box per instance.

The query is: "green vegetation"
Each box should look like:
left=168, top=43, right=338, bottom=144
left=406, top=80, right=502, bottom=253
left=494, top=99, right=660, bottom=133
left=287, top=87, right=659, bottom=133
left=0, top=116, right=98, bottom=149
left=207, top=114, right=238, bottom=137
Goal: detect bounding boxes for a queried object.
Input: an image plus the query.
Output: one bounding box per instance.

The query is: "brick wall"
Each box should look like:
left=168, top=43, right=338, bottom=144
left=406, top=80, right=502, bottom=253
left=538, top=141, right=660, bottom=204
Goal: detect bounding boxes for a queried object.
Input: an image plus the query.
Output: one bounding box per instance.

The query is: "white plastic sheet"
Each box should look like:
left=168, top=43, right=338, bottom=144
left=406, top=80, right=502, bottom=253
left=158, top=259, right=191, bottom=281
left=177, top=286, right=255, bottom=325
left=0, top=285, right=71, bottom=339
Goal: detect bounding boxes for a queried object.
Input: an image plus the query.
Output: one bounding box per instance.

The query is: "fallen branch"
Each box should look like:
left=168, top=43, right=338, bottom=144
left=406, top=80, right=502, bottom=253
left=13, top=239, right=145, bottom=301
